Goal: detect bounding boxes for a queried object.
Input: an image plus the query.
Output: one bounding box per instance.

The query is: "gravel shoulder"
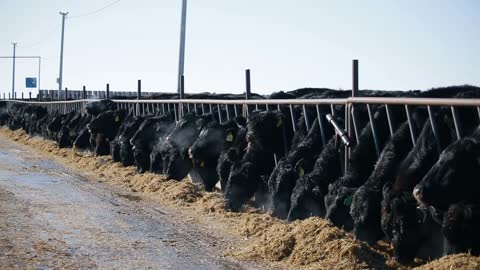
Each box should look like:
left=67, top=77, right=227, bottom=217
left=0, top=135, right=273, bottom=270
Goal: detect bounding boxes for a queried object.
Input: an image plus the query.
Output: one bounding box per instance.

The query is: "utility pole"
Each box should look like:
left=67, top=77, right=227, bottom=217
left=11, top=42, right=17, bottom=98
left=177, top=0, right=187, bottom=95
left=58, top=12, right=68, bottom=98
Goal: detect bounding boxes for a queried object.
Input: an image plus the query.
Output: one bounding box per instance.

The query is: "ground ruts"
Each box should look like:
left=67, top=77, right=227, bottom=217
left=1, top=128, right=478, bottom=270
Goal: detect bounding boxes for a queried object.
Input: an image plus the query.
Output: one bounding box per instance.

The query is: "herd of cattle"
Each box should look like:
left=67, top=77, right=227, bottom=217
left=1, top=85, right=480, bottom=264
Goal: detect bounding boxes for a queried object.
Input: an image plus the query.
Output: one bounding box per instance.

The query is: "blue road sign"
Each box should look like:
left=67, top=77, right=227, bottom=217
left=26, top=77, right=37, bottom=88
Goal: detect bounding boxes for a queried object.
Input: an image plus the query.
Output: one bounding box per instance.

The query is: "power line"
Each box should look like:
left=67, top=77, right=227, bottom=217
left=18, top=24, right=62, bottom=49
left=69, top=0, right=122, bottom=19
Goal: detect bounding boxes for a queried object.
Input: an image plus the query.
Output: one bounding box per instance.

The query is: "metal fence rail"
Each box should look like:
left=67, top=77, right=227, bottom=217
left=4, top=96, right=480, bottom=174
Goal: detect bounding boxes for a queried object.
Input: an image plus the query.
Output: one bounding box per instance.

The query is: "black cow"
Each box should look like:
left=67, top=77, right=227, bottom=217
left=442, top=201, right=480, bottom=255
left=46, top=111, right=66, bottom=139
left=350, top=111, right=428, bottom=244
left=65, top=113, right=92, bottom=148
left=224, top=110, right=294, bottom=211
left=73, top=115, right=95, bottom=151
left=287, top=136, right=342, bottom=221
left=381, top=186, right=444, bottom=263
left=380, top=110, right=458, bottom=263
left=130, top=113, right=175, bottom=173
left=108, top=114, right=144, bottom=166
left=55, top=111, right=77, bottom=148
left=269, top=118, right=324, bottom=219
left=414, top=127, right=480, bottom=211
left=216, top=120, right=248, bottom=192
left=325, top=107, right=393, bottom=229
left=160, top=113, right=215, bottom=180
left=188, top=117, right=245, bottom=191
left=87, top=109, right=128, bottom=156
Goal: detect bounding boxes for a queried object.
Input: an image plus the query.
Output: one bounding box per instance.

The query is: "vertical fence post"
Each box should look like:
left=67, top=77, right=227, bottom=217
left=21, top=92, right=24, bottom=100
left=346, top=59, right=359, bottom=172
left=106, top=83, right=110, bottom=99
left=8, top=93, right=10, bottom=100
left=244, top=69, right=251, bottom=117
left=29, top=92, right=31, bottom=101
left=65, top=87, right=68, bottom=101
left=137, top=80, right=141, bottom=116
left=82, top=86, right=86, bottom=99
left=180, top=75, right=185, bottom=117
left=352, top=59, right=359, bottom=97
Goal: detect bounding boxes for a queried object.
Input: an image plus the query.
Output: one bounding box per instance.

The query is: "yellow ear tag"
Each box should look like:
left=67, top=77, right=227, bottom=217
left=200, top=161, right=205, bottom=168
left=115, top=116, right=120, bottom=122
left=298, top=166, right=304, bottom=177
left=276, top=117, right=283, bottom=127
left=226, top=132, right=234, bottom=142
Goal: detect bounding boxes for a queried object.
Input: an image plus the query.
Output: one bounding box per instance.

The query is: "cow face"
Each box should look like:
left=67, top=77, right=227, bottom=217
left=350, top=186, right=384, bottom=245
left=246, top=111, right=287, bottom=155
left=287, top=177, right=326, bottom=222
left=381, top=186, right=424, bottom=263
left=189, top=122, right=227, bottom=162
left=414, top=138, right=480, bottom=210
left=325, top=184, right=355, bottom=231
left=47, top=114, right=64, bottom=133
left=87, top=110, right=125, bottom=137
left=73, top=128, right=92, bottom=150
left=165, top=149, right=192, bottom=180
left=442, top=202, right=480, bottom=255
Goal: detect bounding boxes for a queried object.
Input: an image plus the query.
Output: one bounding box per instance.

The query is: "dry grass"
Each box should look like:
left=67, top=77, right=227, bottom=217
left=1, top=128, right=478, bottom=270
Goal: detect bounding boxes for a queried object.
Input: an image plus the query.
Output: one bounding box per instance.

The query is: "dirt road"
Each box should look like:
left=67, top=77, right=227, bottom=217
left=0, top=136, right=268, bottom=270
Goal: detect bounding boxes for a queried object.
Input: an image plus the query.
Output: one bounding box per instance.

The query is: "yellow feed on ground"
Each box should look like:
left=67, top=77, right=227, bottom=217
left=1, top=128, right=477, bottom=270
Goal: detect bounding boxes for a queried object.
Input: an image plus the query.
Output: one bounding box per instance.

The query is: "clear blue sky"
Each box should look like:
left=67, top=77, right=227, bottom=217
left=0, top=0, right=479, bottom=97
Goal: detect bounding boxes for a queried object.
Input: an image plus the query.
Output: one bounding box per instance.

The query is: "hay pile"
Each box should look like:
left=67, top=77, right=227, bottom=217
left=413, top=253, right=480, bottom=270
left=231, top=215, right=402, bottom=269
left=1, top=128, right=479, bottom=270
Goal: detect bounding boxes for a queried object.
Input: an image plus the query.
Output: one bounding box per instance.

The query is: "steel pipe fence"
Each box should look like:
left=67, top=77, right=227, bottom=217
left=5, top=97, right=480, bottom=174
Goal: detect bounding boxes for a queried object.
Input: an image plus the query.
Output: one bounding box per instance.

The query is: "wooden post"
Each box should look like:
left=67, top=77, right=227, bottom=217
left=106, top=83, right=110, bottom=99
left=65, top=87, right=68, bottom=101
left=82, top=86, right=86, bottom=99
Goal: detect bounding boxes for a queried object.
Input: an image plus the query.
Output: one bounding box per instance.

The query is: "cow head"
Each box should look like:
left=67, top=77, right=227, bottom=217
left=189, top=121, right=227, bottom=162
left=381, top=184, right=425, bottom=263
left=287, top=176, right=326, bottom=222
left=163, top=114, right=210, bottom=180
left=164, top=148, right=192, bottom=180
left=87, top=109, right=126, bottom=138
left=414, top=138, right=480, bottom=210
left=324, top=182, right=355, bottom=231
left=350, top=186, right=384, bottom=245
